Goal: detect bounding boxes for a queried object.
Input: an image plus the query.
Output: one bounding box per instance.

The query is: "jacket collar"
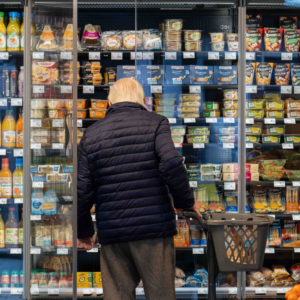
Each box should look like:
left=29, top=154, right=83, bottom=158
left=107, top=102, right=147, bottom=116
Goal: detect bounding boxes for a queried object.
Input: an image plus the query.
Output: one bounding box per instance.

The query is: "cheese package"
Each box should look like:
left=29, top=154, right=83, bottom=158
left=93, top=272, right=102, bottom=288
left=141, top=65, right=164, bottom=85
left=245, top=164, right=259, bottom=173
left=32, top=60, right=59, bottom=85
left=222, top=163, right=238, bottom=173
left=246, top=173, right=259, bottom=181
left=189, top=66, right=213, bottom=85
left=214, top=66, right=238, bottom=85
left=77, top=272, right=93, bottom=288
left=223, top=173, right=238, bottom=181
left=165, top=66, right=190, bottom=85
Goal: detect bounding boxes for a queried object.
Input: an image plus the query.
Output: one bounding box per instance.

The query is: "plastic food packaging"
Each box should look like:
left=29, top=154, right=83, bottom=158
left=178, top=113, right=199, bottom=118
left=177, top=106, right=199, bottom=113
left=223, top=100, right=238, bottom=109
left=104, top=67, right=117, bottom=84
left=180, top=101, right=201, bottom=107
left=246, top=28, right=263, bottom=52
left=216, top=134, right=238, bottom=144
left=210, top=41, right=225, bottom=51
left=154, top=105, right=176, bottom=112
left=91, top=99, right=108, bottom=109
left=185, top=41, right=202, bottom=51
left=247, top=99, right=265, bottom=110
left=226, top=33, right=238, bottom=42
left=262, top=135, right=281, bottom=144
left=47, top=100, right=64, bottom=109
left=89, top=108, right=107, bottom=119
left=171, top=126, right=186, bottom=135
left=260, top=159, right=287, bottom=171
left=66, top=99, right=86, bottom=109
left=164, top=30, right=181, bottom=41
left=60, top=24, right=74, bottom=51
left=216, top=126, right=237, bottom=135
left=272, top=266, right=290, bottom=280
left=142, top=30, right=162, bottom=50
left=175, top=268, right=186, bottom=279
left=172, top=135, right=184, bottom=144
left=286, top=187, right=299, bottom=213
left=203, top=110, right=220, bottom=117
left=284, top=29, right=300, bottom=52
left=31, top=109, right=48, bottom=119
left=265, top=99, right=284, bottom=110
left=36, top=25, right=58, bottom=51
left=266, top=125, right=285, bottom=134
left=81, top=24, right=101, bottom=50
left=31, top=99, right=47, bottom=109
left=186, top=135, right=209, bottom=144
left=256, top=62, right=273, bottom=85
left=101, top=31, right=122, bottom=50
left=260, top=170, right=285, bottom=181
left=284, top=99, right=300, bottom=109
left=246, top=125, right=262, bottom=135
left=246, top=109, right=264, bottom=118
left=48, top=109, right=65, bottom=119
left=223, top=89, right=238, bottom=100
left=187, top=127, right=210, bottom=135
left=154, top=99, right=176, bottom=106
left=265, top=110, right=284, bottom=118
left=156, top=111, right=175, bottom=118
left=204, top=102, right=219, bottom=110
left=250, top=271, right=266, bottom=283
left=183, top=30, right=201, bottom=41
left=274, top=63, right=290, bottom=86
left=286, top=171, right=300, bottom=181
left=209, top=32, right=224, bottom=42
left=284, top=134, right=300, bottom=143
left=179, top=94, right=201, bottom=101
left=286, top=109, right=300, bottom=118
left=264, top=28, right=283, bottom=52
left=164, top=19, right=183, bottom=31
left=66, top=109, right=87, bottom=119
left=122, top=31, right=142, bottom=50
left=246, top=63, right=256, bottom=85
left=227, top=41, right=238, bottom=51
left=246, top=135, right=260, bottom=143
left=222, top=109, right=238, bottom=118
left=164, top=40, right=182, bottom=51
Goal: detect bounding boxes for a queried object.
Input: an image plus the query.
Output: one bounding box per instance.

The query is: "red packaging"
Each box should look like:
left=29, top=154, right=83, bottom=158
left=264, top=28, right=283, bottom=52
left=246, top=173, right=259, bottom=181
left=246, top=28, right=263, bottom=52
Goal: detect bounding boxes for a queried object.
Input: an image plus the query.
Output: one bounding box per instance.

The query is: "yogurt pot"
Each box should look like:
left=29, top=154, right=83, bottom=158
left=211, top=41, right=225, bottom=51
left=209, top=32, right=225, bottom=42
left=227, top=42, right=239, bottom=51
left=226, top=33, right=238, bottom=42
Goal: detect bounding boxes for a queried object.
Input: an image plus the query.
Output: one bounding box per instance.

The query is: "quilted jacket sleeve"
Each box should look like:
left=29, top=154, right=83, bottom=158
left=155, top=117, right=195, bottom=209
left=77, top=133, right=95, bottom=239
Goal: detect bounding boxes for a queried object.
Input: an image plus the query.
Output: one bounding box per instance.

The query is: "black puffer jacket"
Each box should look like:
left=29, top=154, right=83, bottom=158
left=77, top=102, right=194, bottom=245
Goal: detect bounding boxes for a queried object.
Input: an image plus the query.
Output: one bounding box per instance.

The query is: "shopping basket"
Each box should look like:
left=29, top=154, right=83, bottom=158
left=183, top=212, right=274, bottom=300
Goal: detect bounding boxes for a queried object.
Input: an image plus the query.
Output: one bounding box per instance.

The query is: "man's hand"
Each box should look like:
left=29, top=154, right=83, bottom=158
left=177, top=204, right=202, bottom=225
left=78, top=237, right=94, bottom=250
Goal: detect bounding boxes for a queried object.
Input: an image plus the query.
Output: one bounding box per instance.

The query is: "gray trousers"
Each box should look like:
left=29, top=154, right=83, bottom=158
left=100, top=236, right=176, bottom=300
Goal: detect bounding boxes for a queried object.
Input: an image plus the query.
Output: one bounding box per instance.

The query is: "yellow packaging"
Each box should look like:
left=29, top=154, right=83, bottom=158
left=77, top=272, right=93, bottom=288
left=93, top=272, right=102, bottom=288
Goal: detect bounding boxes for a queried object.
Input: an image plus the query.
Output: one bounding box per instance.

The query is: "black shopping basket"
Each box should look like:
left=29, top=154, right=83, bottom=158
left=183, top=212, right=274, bottom=300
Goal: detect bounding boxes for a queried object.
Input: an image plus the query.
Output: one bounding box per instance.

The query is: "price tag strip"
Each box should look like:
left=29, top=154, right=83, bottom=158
left=193, top=143, right=205, bottom=149
left=150, top=85, right=162, bottom=93
left=183, top=52, right=195, bottom=59
left=33, top=85, right=44, bottom=94
left=77, top=120, right=82, bottom=127
left=0, top=99, right=7, bottom=106
left=265, top=248, right=275, bottom=254
left=274, top=181, right=285, bottom=187
left=0, top=199, right=7, bottom=204
left=10, top=248, right=22, bottom=254
left=48, top=288, right=59, bottom=295
left=223, top=143, right=234, bottom=149
left=142, top=52, right=154, bottom=60
left=11, top=98, right=22, bottom=106
left=165, top=52, right=177, bottom=60
left=205, top=118, right=217, bottom=123
left=0, top=52, right=9, bottom=60
left=246, top=143, right=253, bottom=149
left=224, top=182, right=236, bottom=190
left=168, top=118, right=176, bottom=124
left=130, top=52, right=142, bottom=60
left=264, top=118, right=276, bottom=124
left=89, top=52, right=101, bottom=60
left=61, top=85, right=72, bottom=93
left=223, top=118, right=235, bottom=123
left=246, top=85, right=257, bottom=93
left=246, top=52, right=256, bottom=60
left=295, top=86, right=300, bottom=94
left=87, top=248, right=99, bottom=253
left=184, top=118, right=196, bottom=123
left=30, top=248, right=41, bottom=254
left=33, top=52, right=44, bottom=59
left=57, top=248, right=68, bottom=255
left=0, top=149, right=6, bottom=156
left=285, top=118, right=296, bottom=124
left=225, top=52, right=237, bottom=60
left=189, top=181, right=198, bottom=188
left=281, top=52, right=293, bottom=60
left=282, top=143, right=294, bottom=149
left=189, top=85, right=201, bottom=93
left=281, top=86, right=292, bottom=94
left=30, top=215, right=41, bottom=221
left=192, top=248, right=204, bottom=254
left=292, top=215, right=300, bottom=221
left=208, top=52, right=219, bottom=60
left=111, top=52, right=123, bottom=60
left=83, top=86, right=95, bottom=94
left=14, top=198, right=23, bottom=204
left=14, top=149, right=23, bottom=157
left=60, top=52, right=73, bottom=60
left=246, top=118, right=254, bottom=124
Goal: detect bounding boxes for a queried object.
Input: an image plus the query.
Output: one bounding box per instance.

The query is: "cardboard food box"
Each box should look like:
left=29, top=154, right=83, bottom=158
left=245, top=164, right=259, bottom=173
left=223, top=173, right=238, bottom=181
left=77, top=272, right=93, bottom=288
left=165, top=66, right=190, bottom=85
left=222, top=163, right=238, bottom=173
left=93, top=272, right=102, bottom=288
left=32, top=60, right=59, bottom=85
left=141, top=65, right=164, bottom=85
left=189, top=66, right=213, bottom=85
left=213, top=66, right=238, bottom=85
left=246, top=173, right=259, bottom=181
left=117, top=66, right=141, bottom=81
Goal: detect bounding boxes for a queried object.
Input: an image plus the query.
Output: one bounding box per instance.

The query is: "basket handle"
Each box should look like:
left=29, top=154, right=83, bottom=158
left=183, top=211, right=208, bottom=230
left=246, top=150, right=262, bottom=160
left=207, top=216, right=274, bottom=226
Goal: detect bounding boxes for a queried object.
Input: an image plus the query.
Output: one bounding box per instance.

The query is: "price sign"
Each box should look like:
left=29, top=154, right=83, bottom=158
left=293, top=181, right=300, bottom=187
left=198, top=288, right=208, bottom=294
left=48, top=289, right=59, bottom=295
left=11, top=98, right=22, bottom=106
left=193, top=143, right=205, bottom=149
left=223, top=143, right=234, bottom=149
left=89, top=52, right=101, bottom=60
left=96, top=288, right=103, bottom=295
left=31, top=119, right=41, bottom=127
left=60, top=52, right=73, bottom=60
left=282, top=143, right=294, bottom=149
left=14, top=198, right=23, bottom=204
left=205, top=118, right=217, bottom=123
left=11, top=288, right=22, bottom=295
left=223, top=118, right=235, bottom=123
left=30, top=248, right=41, bottom=254
left=142, top=52, right=154, bottom=60
left=246, top=143, right=254, bottom=148
left=10, top=248, right=22, bottom=254
left=295, top=86, right=300, bottom=94
left=274, top=181, right=285, bottom=187
left=87, top=248, right=99, bottom=253
left=189, top=181, right=198, bottom=188
left=208, top=52, right=219, bottom=60
left=61, top=85, right=72, bottom=93
left=0, top=149, right=6, bottom=156
left=184, top=118, right=196, bottom=123
left=284, top=118, right=296, bottom=124
left=264, top=118, right=276, bottom=124
left=281, top=86, right=292, bottom=94
left=52, top=143, right=64, bottom=149
left=228, top=288, right=237, bottom=295
left=225, top=52, right=237, bottom=60
left=83, top=86, right=94, bottom=94
left=14, top=149, right=23, bottom=157
left=136, top=288, right=144, bottom=295
left=83, top=289, right=94, bottom=295
left=295, top=248, right=300, bottom=253
left=57, top=248, right=68, bottom=255
left=265, top=247, right=275, bottom=254
left=31, top=289, right=39, bottom=295
left=246, top=118, right=254, bottom=124
left=183, top=52, right=195, bottom=59
left=130, top=52, right=142, bottom=60
left=0, top=199, right=7, bottom=204
left=224, top=182, right=236, bottom=190
left=246, top=52, right=256, bottom=60
left=0, top=99, right=7, bottom=106
left=150, top=85, right=162, bottom=93
left=0, top=52, right=9, bottom=60
left=193, top=248, right=204, bottom=254
left=255, top=288, right=267, bottom=294
left=189, top=85, right=201, bottom=93
left=246, top=85, right=257, bottom=93
left=277, top=288, right=290, bottom=294
left=281, top=52, right=293, bottom=60
left=30, top=215, right=41, bottom=221
left=32, top=52, right=44, bottom=59
left=111, top=52, right=123, bottom=60
left=168, top=118, right=176, bottom=124
left=31, top=143, right=41, bottom=149
left=174, top=143, right=182, bottom=148
left=52, top=119, right=64, bottom=127
left=292, top=215, right=300, bottom=221
left=32, top=182, right=44, bottom=188
left=165, top=52, right=177, bottom=60
left=33, top=85, right=44, bottom=94
left=77, top=120, right=82, bottom=127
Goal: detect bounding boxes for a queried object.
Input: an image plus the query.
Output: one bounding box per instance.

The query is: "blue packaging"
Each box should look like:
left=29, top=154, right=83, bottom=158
left=186, top=276, right=202, bottom=287
left=117, top=66, right=141, bottom=82
left=31, top=189, right=57, bottom=215
left=194, top=269, right=208, bottom=281
left=189, top=66, right=214, bottom=85
left=267, top=219, right=282, bottom=247
left=165, top=66, right=190, bottom=85
left=141, top=65, right=164, bottom=85
left=214, top=66, right=238, bottom=85
left=225, top=192, right=238, bottom=213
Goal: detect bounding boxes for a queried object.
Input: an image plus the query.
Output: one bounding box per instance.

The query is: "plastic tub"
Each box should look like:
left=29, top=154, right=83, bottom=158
left=91, top=99, right=109, bottom=109
left=210, top=41, right=225, bottom=51
left=286, top=110, right=300, bottom=118
left=172, top=135, right=184, bottom=144
left=284, top=99, right=300, bottom=110
left=265, top=99, right=284, bottom=110
left=77, top=128, right=85, bottom=137
left=216, top=126, right=237, bottom=135
left=209, top=32, right=224, bottom=42
left=89, top=108, right=107, bottom=119
left=179, top=94, right=201, bottom=101
left=246, top=125, right=262, bottom=135
left=31, top=109, right=48, bottom=119
left=154, top=99, right=176, bottom=106
left=171, top=126, right=186, bottom=136
left=260, top=170, right=285, bottom=181
left=246, top=110, right=264, bottom=118
left=265, top=110, right=284, bottom=118
left=223, top=100, right=238, bottom=109
left=200, top=164, right=222, bottom=173
left=164, top=40, right=182, bottom=51
left=180, top=101, right=201, bottom=107
left=66, top=99, right=87, bottom=109
left=286, top=171, right=300, bottom=181
left=266, top=125, right=285, bottom=134
left=223, top=89, right=238, bottom=100
left=216, top=134, right=238, bottom=143
left=156, top=111, right=175, bottom=118
left=66, top=109, right=88, bottom=119
left=164, top=19, right=183, bottom=31
left=31, top=99, right=47, bottom=109
left=262, top=135, right=281, bottom=144
left=154, top=93, right=176, bottom=100
left=222, top=109, right=238, bottom=118
left=154, top=105, right=176, bottom=112
left=260, top=159, right=287, bottom=171
left=226, top=33, right=238, bottom=42
left=204, top=102, right=219, bottom=110
left=227, top=42, right=239, bottom=51
left=201, top=173, right=222, bottom=181
left=246, top=135, right=260, bottom=143
left=186, top=135, right=209, bottom=144
left=164, top=31, right=181, bottom=41
left=177, top=106, right=199, bottom=113
left=48, top=109, right=65, bottom=119
left=187, top=126, right=210, bottom=135
left=47, top=100, right=64, bottom=109
left=185, top=41, right=202, bottom=51
left=183, top=30, right=202, bottom=41
left=203, top=110, right=220, bottom=117
left=284, top=134, right=300, bottom=143
left=178, top=113, right=200, bottom=118
left=246, top=99, right=265, bottom=110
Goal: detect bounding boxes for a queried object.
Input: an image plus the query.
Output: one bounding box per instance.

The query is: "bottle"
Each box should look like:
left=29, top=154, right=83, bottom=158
left=18, top=207, right=23, bottom=247
left=5, top=206, right=18, bottom=248
left=7, top=12, right=20, bottom=51
left=13, top=158, right=23, bottom=198
left=18, top=67, right=24, bottom=98
left=0, top=158, right=12, bottom=198
left=38, top=272, right=48, bottom=288
left=48, top=272, right=58, bottom=288
left=19, top=270, right=23, bottom=287
left=0, top=12, right=6, bottom=51
left=16, top=108, right=23, bottom=148
left=30, top=14, right=36, bottom=51
left=2, top=70, right=9, bottom=97
left=11, top=270, right=19, bottom=287
left=2, top=109, right=16, bottom=148
left=1, top=271, right=9, bottom=287
left=58, top=272, right=68, bottom=288
left=30, top=271, right=38, bottom=288
left=10, top=69, right=18, bottom=97
left=20, top=12, right=24, bottom=51
left=0, top=208, right=4, bottom=248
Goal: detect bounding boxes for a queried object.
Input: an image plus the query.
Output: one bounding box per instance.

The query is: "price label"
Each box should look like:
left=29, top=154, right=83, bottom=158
left=30, top=215, right=41, bottom=221
left=189, top=85, right=201, bottom=93
left=246, top=143, right=253, bottom=149
left=281, top=86, right=292, bottom=94
left=168, top=118, right=176, bottom=124
left=284, top=118, right=296, bottom=124
left=0, top=149, right=6, bottom=155
left=32, top=182, right=44, bottom=188
left=30, top=248, right=41, bottom=254
left=83, top=86, right=94, bottom=94
left=293, top=215, right=300, bottom=220
left=224, top=182, right=236, bottom=190
left=130, top=52, right=142, bottom=60
left=223, top=118, right=235, bottom=123
left=293, top=181, right=300, bottom=187
left=281, top=52, right=293, bottom=60
left=183, top=52, right=195, bottom=59
left=83, top=289, right=94, bottom=295
left=265, top=247, right=275, bottom=254
left=165, top=52, right=177, bottom=60
left=111, top=52, right=123, bottom=60
left=31, top=143, right=41, bottom=149
left=0, top=99, right=7, bottom=106
left=246, top=118, right=254, bottom=124
left=184, top=118, right=196, bottom=123
left=52, top=119, right=64, bottom=127
left=10, top=248, right=22, bottom=254
left=264, top=118, right=276, bottom=124
left=246, top=52, right=256, bottom=60
left=13, top=149, right=23, bottom=157
left=77, top=120, right=82, bottom=127
left=136, top=288, right=144, bottom=295
left=223, top=143, right=234, bottom=149
left=52, top=143, right=64, bottom=149
left=32, top=52, right=44, bottom=59
left=189, top=181, right=198, bottom=188
left=174, top=143, right=182, bottom=148
left=33, top=85, right=44, bottom=94
left=198, top=288, right=208, bottom=294
left=60, top=52, right=73, bottom=60
left=246, top=85, right=257, bottom=93
left=228, top=288, right=237, bottom=295
left=11, top=98, right=22, bottom=106
left=48, top=289, right=59, bottom=295
left=295, top=86, right=300, bottom=94
left=193, top=248, right=204, bottom=254
left=205, top=118, right=217, bottom=123
left=89, top=52, right=100, bottom=60
left=282, top=143, right=294, bottom=149
left=150, top=85, right=162, bottom=93
left=87, top=248, right=99, bottom=253
left=142, top=52, right=154, bottom=60
left=274, top=181, right=285, bottom=187
left=31, top=119, right=41, bottom=127
left=57, top=248, right=68, bottom=255
left=0, top=52, right=9, bottom=60
left=208, top=52, right=219, bottom=60
left=0, top=199, right=7, bottom=204
left=61, top=85, right=72, bottom=93
left=96, top=288, right=103, bottom=295
left=295, top=248, right=300, bottom=253
left=255, top=288, right=267, bottom=294
left=31, top=289, right=39, bottom=295
left=225, top=52, right=237, bottom=60
left=11, top=288, right=22, bottom=295
left=193, top=143, right=205, bottom=149
left=277, top=288, right=290, bottom=294
left=14, top=198, right=23, bottom=204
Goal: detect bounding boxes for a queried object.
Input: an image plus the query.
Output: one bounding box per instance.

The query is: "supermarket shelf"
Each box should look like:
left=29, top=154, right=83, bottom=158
left=247, top=118, right=300, bottom=124
left=246, top=181, right=295, bottom=186
left=0, top=51, right=23, bottom=59
left=77, top=246, right=206, bottom=252
left=248, top=51, right=300, bottom=60
left=0, top=248, right=22, bottom=254
left=30, top=247, right=73, bottom=255
left=248, top=143, right=300, bottom=149
left=245, top=287, right=290, bottom=299
left=0, top=198, right=23, bottom=204
left=247, top=85, right=293, bottom=92
left=176, top=143, right=238, bottom=148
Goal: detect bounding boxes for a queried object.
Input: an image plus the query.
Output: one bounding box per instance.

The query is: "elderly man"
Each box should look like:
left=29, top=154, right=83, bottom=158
left=77, top=78, right=200, bottom=300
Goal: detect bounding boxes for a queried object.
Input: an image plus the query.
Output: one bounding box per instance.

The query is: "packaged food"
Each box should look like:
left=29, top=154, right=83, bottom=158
left=250, top=271, right=266, bottom=283
left=81, top=24, right=101, bottom=50
left=90, top=99, right=108, bottom=109
left=154, top=99, right=176, bottom=106
left=264, top=91, right=281, bottom=100
left=246, top=28, right=263, bottom=51
left=284, top=99, right=300, bottom=109
left=203, top=110, right=220, bottom=117
left=142, top=29, right=162, bottom=50
left=210, top=41, right=225, bottom=51
left=104, top=67, right=117, bottom=84
left=246, top=109, right=264, bottom=118
left=183, top=30, right=201, bottom=41
left=172, top=135, right=184, bottom=144
left=253, top=190, right=271, bottom=213
left=265, top=99, right=284, bottom=110
left=66, top=99, right=86, bottom=110
left=178, top=113, right=200, bottom=118
left=216, top=134, right=238, bottom=144
left=282, top=220, right=299, bottom=246
left=60, top=24, right=74, bottom=51
left=163, top=40, right=182, bottom=51
left=47, top=100, right=64, bottom=109
left=180, top=101, right=201, bottom=107
left=223, top=89, right=238, bottom=100
left=189, top=66, right=214, bottom=85
left=214, top=66, right=237, bottom=85
left=246, top=15, right=262, bottom=28
left=267, top=220, right=282, bottom=246
left=285, top=134, right=300, bottom=143
left=66, top=109, right=87, bottom=119
left=186, top=127, right=209, bottom=135
left=92, top=73, right=102, bottom=85
left=223, top=100, right=238, bottom=109
left=246, top=164, right=259, bottom=173
left=286, top=171, right=300, bottom=181
left=269, top=189, right=285, bottom=213
left=286, top=109, right=300, bottom=118
left=186, top=135, right=209, bottom=144
left=223, top=173, right=238, bottom=181
left=291, top=63, right=300, bottom=85
left=209, top=32, right=224, bottom=42
left=194, top=269, right=208, bottom=281
left=265, top=110, right=284, bottom=118
left=272, top=266, right=290, bottom=280
left=246, top=125, right=262, bottom=134
left=223, top=163, right=238, bottom=173
left=185, top=41, right=202, bottom=51
left=247, top=99, right=265, bottom=110
left=256, top=62, right=273, bottom=85
left=141, top=65, right=164, bottom=85
left=157, top=111, right=175, bottom=118
left=154, top=105, right=176, bottom=112
left=201, top=172, right=222, bottom=181
left=227, top=41, right=239, bottom=51
left=174, top=219, right=189, bottom=247
left=165, top=19, right=183, bottom=31
left=204, top=102, right=219, bottom=110
left=262, top=135, right=281, bottom=144
left=117, top=66, right=140, bottom=81
left=246, top=63, right=256, bottom=85
left=177, top=106, right=199, bottom=113
left=215, top=126, right=237, bottom=135
left=291, top=264, right=300, bottom=276
left=274, top=63, right=290, bottom=85
left=48, top=109, right=65, bottom=119
left=31, top=99, right=47, bottom=109
left=165, top=66, right=189, bottom=85
left=246, top=135, right=260, bottom=143
left=185, top=276, right=201, bottom=287
left=171, top=126, right=186, bottom=135
left=89, top=108, right=107, bottom=119
left=222, top=109, right=238, bottom=118
left=225, top=192, right=238, bottom=213
left=175, top=278, right=185, bottom=288
left=284, top=29, right=300, bottom=52
left=266, top=125, right=285, bottom=134
left=93, top=272, right=102, bottom=288
left=32, top=60, right=59, bottom=85
left=36, top=25, right=58, bottom=51
left=264, top=28, right=283, bottom=52
left=31, top=109, right=47, bottom=119
left=280, top=16, right=297, bottom=29
left=200, top=164, right=222, bottom=173
left=77, top=272, right=93, bottom=288
left=154, top=93, right=176, bottom=100
left=175, top=268, right=186, bottom=279
left=122, top=31, right=142, bottom=50
left=179, top=94, right=201, bottom=101
left=164, top=30, right=181, bottom=41
left=260, top=159, right=287, bottom=170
